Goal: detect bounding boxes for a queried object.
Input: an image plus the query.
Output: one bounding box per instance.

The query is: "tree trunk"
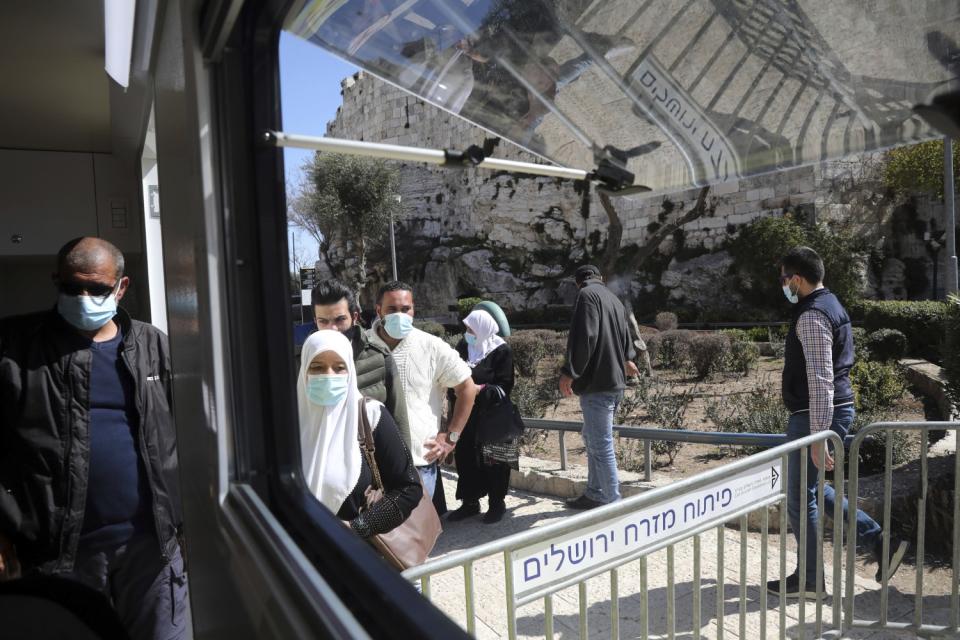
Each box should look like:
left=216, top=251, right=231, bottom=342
left=356, top=235, right=367, bottom=304
left=624, top=185, right=713, bottom=276
left=597, top=191, right=624, bottom=278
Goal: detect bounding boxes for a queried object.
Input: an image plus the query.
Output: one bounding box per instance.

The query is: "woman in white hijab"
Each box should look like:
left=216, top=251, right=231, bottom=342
left=447, top=309, right=517, bottom=524
left=298, top=330, right=421, bottom=538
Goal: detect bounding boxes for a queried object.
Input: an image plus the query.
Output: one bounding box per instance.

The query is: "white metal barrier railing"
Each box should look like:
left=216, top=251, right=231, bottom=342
left=845, top=421, right=960, bottom=638
left=407, top=421, right=960, bottom=638
left=405, top=430, right=846, bottom=639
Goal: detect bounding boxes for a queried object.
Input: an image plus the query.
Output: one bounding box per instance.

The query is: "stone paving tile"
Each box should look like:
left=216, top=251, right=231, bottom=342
left=424, top=473, right=934, bottom=639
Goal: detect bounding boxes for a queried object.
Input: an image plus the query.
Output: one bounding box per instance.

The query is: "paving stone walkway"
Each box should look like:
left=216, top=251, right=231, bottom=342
left=424, top=471, right=956, bottom=639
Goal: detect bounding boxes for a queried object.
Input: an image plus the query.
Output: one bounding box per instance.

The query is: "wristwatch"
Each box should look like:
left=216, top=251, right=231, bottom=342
left=447, top=431, right=461, bottom=444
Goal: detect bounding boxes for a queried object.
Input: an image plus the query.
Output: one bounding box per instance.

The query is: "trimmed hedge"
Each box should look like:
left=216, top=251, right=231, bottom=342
left=943, top=296, right=960, bottom=409
left=864, top=329, right=907, bottom=362
left=853, top=300, right=948, bottom=361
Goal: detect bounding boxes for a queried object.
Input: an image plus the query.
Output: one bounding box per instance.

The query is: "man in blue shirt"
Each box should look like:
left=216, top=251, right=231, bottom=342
left=0, top=237, right=189, bottom=639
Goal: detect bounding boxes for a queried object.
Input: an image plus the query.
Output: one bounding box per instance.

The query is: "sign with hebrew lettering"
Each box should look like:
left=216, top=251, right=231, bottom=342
left=511, top=461, right=781, bottom=601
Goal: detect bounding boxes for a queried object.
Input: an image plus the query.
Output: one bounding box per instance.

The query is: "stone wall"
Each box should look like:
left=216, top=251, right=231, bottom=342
left=314, top=71, right=948, bottom=319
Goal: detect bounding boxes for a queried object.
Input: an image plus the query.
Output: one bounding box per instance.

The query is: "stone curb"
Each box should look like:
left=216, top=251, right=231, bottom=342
left=510, top=455, right=785, bottom=532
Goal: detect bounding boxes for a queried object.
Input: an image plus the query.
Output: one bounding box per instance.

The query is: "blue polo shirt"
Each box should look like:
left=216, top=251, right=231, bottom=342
left=79, top=330, right=153, bottom=550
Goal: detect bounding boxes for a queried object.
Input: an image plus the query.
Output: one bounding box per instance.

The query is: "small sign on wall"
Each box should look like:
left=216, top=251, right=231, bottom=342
left=148, top=185, right=160, bottom=219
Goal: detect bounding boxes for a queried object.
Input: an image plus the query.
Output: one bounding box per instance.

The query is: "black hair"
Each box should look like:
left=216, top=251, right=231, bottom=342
left=57, top=237, right=125, bottom=279
left=781, top=246, right=824, bottom=284
left=311, top=279, right=359, bottom=315
left=377, top=280, right=414, bottom=303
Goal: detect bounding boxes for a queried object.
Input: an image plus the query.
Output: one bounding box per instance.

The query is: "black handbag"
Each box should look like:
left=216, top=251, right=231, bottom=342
left=473, top=385, right=525, bottom=444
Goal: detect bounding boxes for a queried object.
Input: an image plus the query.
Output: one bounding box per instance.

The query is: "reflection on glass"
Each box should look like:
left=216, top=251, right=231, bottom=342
left=287, top=0, right=959, bottom=194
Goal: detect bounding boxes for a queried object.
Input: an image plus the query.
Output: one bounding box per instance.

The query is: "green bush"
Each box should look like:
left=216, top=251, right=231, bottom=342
left=865, top=329, right=907, bottom=362
left=850, top=360, right=905, bottom=413
left=644, top=382, right=696, bottom=465
left=512, top=374, right=560, bottom=419
left=508, top=333, right=548, bottom=378
left=647, top=330, right=695, bottom=369
left=706, top=383, right=789, bottom=455
left=729, top=215, right=808, bottom=305
left=457, top=296, right=485, bottom=318
left=443, top=333, right=463, bottom=350
left=944, top=296, right=960, bottom=410
left=725, top=331, right=761, bottom=375
left=850, top=414, right=917, bottom=475
left=852, top=326, right=870, bottom=363
left=511, top=329, right=567, bottom=359
left=730, top=214, right=869, bottom=310
left=413, top=319, right=446, bottom=337
left=655, top=311, right=678, bottom=331
left=687, top=333, right=731, bottom=379
left=745, top=326, right=769, bottom=342
left=854, top=299, right=947, bottom=360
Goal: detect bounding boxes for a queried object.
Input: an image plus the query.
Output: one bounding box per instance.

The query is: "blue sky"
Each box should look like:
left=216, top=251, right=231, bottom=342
left=279, top=32, right=358, bottom=265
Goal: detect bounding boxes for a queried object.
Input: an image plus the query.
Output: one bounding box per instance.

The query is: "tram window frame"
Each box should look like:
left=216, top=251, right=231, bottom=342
left=206, top=1, right=466, bottom=636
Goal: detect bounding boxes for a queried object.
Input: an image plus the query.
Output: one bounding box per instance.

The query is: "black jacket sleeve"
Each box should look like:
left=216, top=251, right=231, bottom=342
left=349, top=408, right=423, bottom=538
left=561, top=295, right=600, bottom=380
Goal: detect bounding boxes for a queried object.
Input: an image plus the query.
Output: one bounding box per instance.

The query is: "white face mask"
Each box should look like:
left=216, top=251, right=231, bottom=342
left=782, top=283, right=799, bottom=304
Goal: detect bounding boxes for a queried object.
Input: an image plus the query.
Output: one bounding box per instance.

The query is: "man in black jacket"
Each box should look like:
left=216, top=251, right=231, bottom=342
left=560, top=265, right=637, bottom=509
left=0, top=237, right=189, bottom=640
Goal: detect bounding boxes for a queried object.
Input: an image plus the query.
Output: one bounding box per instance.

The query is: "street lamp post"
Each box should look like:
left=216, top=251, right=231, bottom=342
left=945, top=137, right=957, bottom=296
left=390, top=195, right=400, bottom=281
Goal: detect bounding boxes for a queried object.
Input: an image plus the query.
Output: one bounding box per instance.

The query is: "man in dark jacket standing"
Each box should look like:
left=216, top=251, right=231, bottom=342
left=769, top=246, right=907, bottom=600
left=560, top=265, right=637, bottom=509
left=0, top=237, right=189, bottom=639
left=311, top=279, right=410, bottom=445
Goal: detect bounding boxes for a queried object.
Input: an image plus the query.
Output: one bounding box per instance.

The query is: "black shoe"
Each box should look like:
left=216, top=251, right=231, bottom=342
left=564, top=495, right=604, bottom=510
left=766, top=573, right=827, bottom=600
left=873, top=537, right=910, bottom=583
left=446, top=502, right=480, bottom=522
left=483, top=502, right=506, bottom=524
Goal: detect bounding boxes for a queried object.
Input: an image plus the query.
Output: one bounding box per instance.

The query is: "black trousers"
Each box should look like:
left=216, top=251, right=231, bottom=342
left=64, top=534, right=191, bottom=640
left=454, top=421, right=510, bottom=507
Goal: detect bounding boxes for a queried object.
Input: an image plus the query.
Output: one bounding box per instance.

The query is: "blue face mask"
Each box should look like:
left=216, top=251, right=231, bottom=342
left=57, top=292, right=118, bottom=331
left=383, top=312, right=414, bottom=340
left=465, top=334, right=477, bottom=346
left=306, top=374, right=349, bottom=406
left=782, top=284, right=799, bottom=305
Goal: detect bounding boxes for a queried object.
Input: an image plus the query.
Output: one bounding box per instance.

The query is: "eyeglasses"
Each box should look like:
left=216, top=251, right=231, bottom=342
left=779, top=273, right=795, bottom=285
left=58, top=280, right=119, bottom=305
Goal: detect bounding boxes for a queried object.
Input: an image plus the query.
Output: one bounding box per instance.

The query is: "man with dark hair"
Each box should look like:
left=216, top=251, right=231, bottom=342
left=769, top=246, right=908, bottom=599
left=560, top=265, right=638, bottom=509
left=373, top=280, right=478, bottom=504
left=311, top=279, right=409, bottom=446
left=0, top=237, right=189, bottom=639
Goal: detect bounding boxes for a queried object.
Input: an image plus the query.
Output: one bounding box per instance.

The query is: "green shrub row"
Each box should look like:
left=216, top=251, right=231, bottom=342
left=646, top=330, right=759, bottom=378
left=852, top=299, right=948, bottom=360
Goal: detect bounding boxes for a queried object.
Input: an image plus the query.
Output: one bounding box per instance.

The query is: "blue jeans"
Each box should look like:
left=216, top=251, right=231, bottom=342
left=67, top=535, right=191, bottom=640
left=417, top=463, right=437, bottom=499
left=579, top=391, right=623, bottom=504
left=787, top=405, right=881, bottom=582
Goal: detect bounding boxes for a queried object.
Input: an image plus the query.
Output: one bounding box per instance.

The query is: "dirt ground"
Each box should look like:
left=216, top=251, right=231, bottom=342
left=523, top=355, right=927, bottom=478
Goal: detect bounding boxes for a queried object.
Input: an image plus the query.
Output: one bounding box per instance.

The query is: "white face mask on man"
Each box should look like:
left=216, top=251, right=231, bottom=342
left=382, top=312, right=414, bottom=340
left=781, top=274, right=799, bottom=304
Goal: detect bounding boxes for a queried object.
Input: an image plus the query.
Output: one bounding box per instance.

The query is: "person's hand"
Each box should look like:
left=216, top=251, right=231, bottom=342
left=423, top=433, right=455, bottom=463
left=625, top=361, right=640, bottom=377
left=810, top=441, right=834, bottom=471
left=559, top=374, right=574, bottom=398
left=0, top=533, right=20, bottom=581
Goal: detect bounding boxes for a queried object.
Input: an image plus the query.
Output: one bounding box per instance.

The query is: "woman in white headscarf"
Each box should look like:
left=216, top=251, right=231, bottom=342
left=447, top=309, right=517, bottom=524
left=298, top=330, right=421, bottom=538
